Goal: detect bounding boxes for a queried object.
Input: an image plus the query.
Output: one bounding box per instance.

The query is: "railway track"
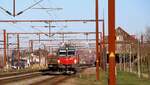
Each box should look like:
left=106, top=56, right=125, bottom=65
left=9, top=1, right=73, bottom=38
left=0, top=72, right=42, bottom=84
left=0, top=70, right=41, bottom=78
left=0, top=70, right=74, bottom=85
left=31, top=75, right=70, bottom=85
left=30, top=66, right=89, bottom=85
left=0, top=66, right=90, bottom=85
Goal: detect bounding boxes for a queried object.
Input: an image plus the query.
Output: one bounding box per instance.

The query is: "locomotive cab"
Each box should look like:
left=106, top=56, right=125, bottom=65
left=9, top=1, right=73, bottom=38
left=47, top=45, right=79, bottom=74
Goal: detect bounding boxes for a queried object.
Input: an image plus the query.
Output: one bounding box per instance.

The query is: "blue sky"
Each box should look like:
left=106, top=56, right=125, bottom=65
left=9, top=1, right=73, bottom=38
left=116, top=0, right=150, bottom=35
left=0, top=0, right=150, bottom=35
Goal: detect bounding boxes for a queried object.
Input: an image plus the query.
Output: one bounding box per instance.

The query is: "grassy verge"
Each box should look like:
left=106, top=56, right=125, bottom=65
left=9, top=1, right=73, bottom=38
left=75, top=68, right=150, bottom=85
left=76, top=70, right=107, bottom=85
left=117, top=71, right=150, bottom=85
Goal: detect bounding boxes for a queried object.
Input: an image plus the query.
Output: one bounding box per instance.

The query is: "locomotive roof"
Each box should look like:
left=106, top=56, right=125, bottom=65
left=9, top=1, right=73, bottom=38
left=59, top=46, right=75, bottom=50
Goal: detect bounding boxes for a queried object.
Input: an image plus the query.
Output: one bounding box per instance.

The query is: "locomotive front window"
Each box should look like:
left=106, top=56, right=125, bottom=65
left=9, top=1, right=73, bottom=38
left=68, top=51, right=75, bottom=56
left=59, top=52, right=66, bottom=56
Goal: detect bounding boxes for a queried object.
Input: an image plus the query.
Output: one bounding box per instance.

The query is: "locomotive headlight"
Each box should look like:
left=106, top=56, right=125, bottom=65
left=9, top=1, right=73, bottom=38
left=57, top=59, right=60, bottom=64
left=74, top=59, right=77, bottom=64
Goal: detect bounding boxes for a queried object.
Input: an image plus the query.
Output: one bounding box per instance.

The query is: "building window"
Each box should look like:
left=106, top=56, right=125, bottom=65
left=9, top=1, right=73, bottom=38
left=116, top=35, right=123, bottom=41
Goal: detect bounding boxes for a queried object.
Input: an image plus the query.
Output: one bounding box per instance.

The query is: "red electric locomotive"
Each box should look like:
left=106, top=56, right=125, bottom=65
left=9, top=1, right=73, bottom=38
left=47, top=45, right=79, bottom=74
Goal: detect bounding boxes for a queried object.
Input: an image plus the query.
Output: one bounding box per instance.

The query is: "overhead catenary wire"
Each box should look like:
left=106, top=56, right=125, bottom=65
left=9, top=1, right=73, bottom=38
left=0, top=6, right=12, bottom=15
left=32, top=0, right=62, bottom=39
left=0, top=1, right=51, bottom=37
left=0, top=8, right=29, bottom=32
left=0, top=0, right=44, bottom=16
left=16, top=0, right=44, bottom=16
left=33, top=0, right=65, bottom=32
left=47, top=0, right=66, bottom=31
left=30, top=23, right=55, bottom=38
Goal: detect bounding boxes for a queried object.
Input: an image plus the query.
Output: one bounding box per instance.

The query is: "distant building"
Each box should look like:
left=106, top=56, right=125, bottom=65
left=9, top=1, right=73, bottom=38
left=104, top=27, right=138, bottom=63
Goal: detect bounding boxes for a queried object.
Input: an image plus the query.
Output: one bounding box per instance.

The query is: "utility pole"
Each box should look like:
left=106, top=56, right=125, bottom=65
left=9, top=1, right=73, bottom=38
left=29, top=40, right=33, bottom=64
left=62, top=34, right=65, bottom=43
left=39, top=34, right=41, bottom=43
left=102, top=11, right=105, bottom=49
left=17, top=34, right=20, bottom=69
left=102, top=14, right=106, bottom=71
left=49, top=22, right=51, bottom=37
left=95, top=0, right=100, bottom=80
left=7, top=33, right=9, bottom=66
left=108, top=0, right=116, bottom=85
left=29, top=40, right=33, bottom=52
left=3, top=30, right=7, bottom=67
left=44, top=45, right=47, bottom=66
left=99, top=32, right=102, bottom=68
left=39, top=48, right=41, bottom=66
left=38, top=33, right=41, bottom=66
left=13, top=0, right=16, bottom=17
left=85, top=33, right=88, bottom=42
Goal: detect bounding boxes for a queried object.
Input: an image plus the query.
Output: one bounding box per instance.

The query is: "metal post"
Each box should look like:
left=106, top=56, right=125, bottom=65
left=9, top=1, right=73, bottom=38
left=62, top=34, right=65, bottom=43
left=7, top=33, right=9, bottom=66
left=13, top=0, right=16, bottom=17
left=102, top=18, right=106, bottom=71
left=85, top=33, right=88, bottom=42
left=49, top=22, right=51, bottom=37
left=39, top=34, right=41, bottom=43
left=99, top=33, right=102, bottom=68
left=108, top=0, right=116, bottom=85
left=95, top=0, right=99, bottom=80
left=44, top=45, right=47, bottom=66
left=31, top=40, right=33, bottom=52
left=29, top=40, right=33, bottom=63
left=102, top=14, right=107, bottom=71
left=29, top=40, right=33, bottom=52
left=7, top=33, right=9, bottom=53
left=102, top=12, right=105, bottom=49
left=39, top=48, right=41, bottom=66
left=17, top=34, right=20, bottom=68
left=3, top=30, right=7, bottom=67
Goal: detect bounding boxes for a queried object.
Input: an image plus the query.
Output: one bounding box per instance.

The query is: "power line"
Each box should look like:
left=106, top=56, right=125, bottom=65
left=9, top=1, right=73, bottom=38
left=0, top=6, right=12, bottom=15
left=16, top=0, right=45, bottom=16
left=0, top=0, right=44, bottom=16
left=34, top=0, right=64, bottom=32
left=0, top=8, right=29, bottom=32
